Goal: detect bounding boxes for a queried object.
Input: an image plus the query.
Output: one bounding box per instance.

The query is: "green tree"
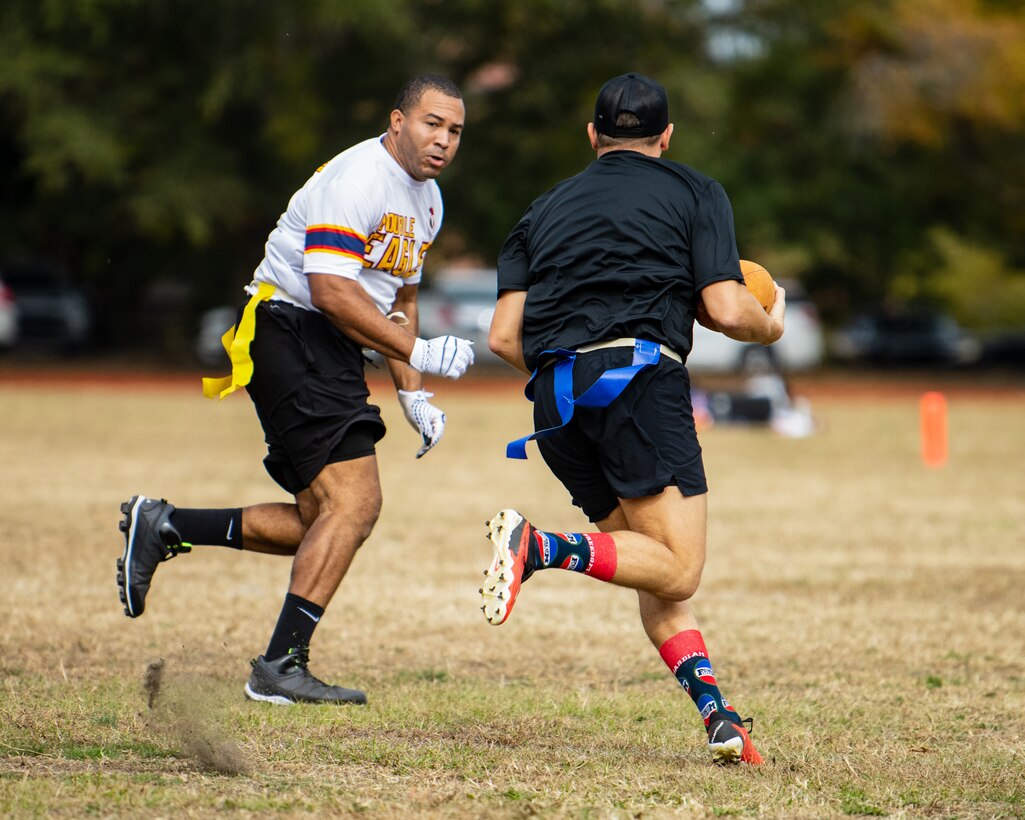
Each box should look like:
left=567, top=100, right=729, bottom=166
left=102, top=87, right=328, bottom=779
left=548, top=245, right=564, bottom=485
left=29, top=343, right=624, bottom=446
left=712, top=0, right=1025, bottom=322
left=0, top=0, right=430, bottom=348
left=0, top=0, right=714, bottom=350
left=2, top=0, right=1023, bottom=352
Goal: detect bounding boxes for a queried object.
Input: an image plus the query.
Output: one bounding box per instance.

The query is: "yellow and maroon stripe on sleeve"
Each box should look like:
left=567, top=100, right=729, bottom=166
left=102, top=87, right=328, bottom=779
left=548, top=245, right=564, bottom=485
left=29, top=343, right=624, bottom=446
left=304, top=224, right=366, bottom=262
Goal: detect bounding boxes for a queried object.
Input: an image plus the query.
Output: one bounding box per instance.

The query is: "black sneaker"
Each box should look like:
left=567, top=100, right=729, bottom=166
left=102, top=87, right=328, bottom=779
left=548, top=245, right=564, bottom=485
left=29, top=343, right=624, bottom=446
left=116, top=495, right=190, bottom=618
left=244, top=649, right=367, bottom=705
left=707, top=711, right=764, bottom=765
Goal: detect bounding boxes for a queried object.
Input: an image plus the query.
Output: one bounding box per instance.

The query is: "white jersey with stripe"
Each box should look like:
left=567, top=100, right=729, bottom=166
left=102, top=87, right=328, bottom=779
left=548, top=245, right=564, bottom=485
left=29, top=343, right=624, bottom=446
left=248, top=135, right=444, bottom=314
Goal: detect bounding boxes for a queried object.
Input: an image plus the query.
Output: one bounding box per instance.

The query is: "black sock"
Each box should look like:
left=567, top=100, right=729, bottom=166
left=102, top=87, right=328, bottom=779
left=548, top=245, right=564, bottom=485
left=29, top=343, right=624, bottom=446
left=264, top=593, right=324, bottom=661
left=169, top=508, right=243, bottom=549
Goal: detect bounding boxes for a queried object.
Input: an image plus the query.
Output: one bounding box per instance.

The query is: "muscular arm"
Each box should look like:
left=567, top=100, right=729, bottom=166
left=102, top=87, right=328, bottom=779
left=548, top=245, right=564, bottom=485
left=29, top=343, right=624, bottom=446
left=308, top=273, right=417, bottom=361
left=699, top=279, right=786, bottom=345
left=384, top=283, right=423, bottom=392
left=489, top=290, right=530, bottom=375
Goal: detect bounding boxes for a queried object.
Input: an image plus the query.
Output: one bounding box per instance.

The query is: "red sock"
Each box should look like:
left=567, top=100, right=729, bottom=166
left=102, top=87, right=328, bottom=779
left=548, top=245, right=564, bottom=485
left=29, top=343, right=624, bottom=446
left=659, top=630, right=741, bottom=726
left=659, top=629, right=708, bottom=670
left=582, top=532, right=617, bottom=580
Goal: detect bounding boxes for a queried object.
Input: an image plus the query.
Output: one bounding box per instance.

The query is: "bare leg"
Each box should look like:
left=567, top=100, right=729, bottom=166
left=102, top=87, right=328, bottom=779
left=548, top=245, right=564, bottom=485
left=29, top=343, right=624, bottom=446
left=241, top=502, right=308, bottom=555
left=242, top=458, right=379, bottom=706
left=591, top=487, right=707, bottom=602
left=594, top=502, right=702, bottom=642
left=285, top=455, right=382, bottom=607
left=531, top=493, right=759, bottom=762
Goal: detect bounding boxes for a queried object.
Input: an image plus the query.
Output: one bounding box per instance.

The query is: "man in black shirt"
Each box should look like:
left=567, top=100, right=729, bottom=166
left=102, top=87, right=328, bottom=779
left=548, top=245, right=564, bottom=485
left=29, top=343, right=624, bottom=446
left=485, top=73, right=785, bottom=765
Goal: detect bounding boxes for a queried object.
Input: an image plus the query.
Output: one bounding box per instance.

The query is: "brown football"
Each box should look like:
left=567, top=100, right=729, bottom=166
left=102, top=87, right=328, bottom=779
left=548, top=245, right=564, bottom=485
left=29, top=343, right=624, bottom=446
left=740, top=259, right=776, bottom=311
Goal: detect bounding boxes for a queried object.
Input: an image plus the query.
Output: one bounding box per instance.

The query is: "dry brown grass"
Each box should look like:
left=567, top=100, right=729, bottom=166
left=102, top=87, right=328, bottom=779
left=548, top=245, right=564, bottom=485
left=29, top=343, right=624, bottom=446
left=1, top=375, right=1023, bottom=817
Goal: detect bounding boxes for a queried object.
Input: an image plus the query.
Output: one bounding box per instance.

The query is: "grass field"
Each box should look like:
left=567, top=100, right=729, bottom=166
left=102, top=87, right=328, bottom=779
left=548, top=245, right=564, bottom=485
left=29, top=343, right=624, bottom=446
left=1, top=373, right=1024, bottom=817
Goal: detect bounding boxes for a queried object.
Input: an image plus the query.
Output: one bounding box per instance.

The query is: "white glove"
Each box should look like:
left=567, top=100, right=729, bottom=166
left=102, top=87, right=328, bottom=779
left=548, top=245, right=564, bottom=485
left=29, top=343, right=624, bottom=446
left=397, top=389, right=446, bottom=458
left=409, top=336, right=474, bottom=379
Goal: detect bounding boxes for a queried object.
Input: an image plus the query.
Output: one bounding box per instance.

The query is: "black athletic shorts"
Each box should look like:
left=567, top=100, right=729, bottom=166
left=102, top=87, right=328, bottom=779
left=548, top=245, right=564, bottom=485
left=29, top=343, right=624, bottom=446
left=244, top=300, right=386, bottom=495
left=533, top=347, right=707, bottom=523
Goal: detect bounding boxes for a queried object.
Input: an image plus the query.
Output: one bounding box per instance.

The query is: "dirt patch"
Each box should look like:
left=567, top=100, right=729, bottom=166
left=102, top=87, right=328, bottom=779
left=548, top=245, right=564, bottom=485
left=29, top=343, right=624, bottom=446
left=142, top=659, right=250, bottom=776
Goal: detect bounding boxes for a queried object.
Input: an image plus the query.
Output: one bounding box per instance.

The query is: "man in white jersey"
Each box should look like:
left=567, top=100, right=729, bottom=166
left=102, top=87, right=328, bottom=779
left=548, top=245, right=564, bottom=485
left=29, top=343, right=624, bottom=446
left=115, top=75, right=474, bottom=705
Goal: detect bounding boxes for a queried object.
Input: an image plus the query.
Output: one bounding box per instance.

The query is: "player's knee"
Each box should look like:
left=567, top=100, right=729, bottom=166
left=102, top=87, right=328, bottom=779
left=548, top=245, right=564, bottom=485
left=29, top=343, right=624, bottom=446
left=662, top=566, right=702, bottom=602
left=297, top=508, right=316, bottom=533
left=355, top=497, right=382, bottom=544
left=314, top=487, right=382, bottom=546
left=314, top=505, right=378, bottom=549
left=353, top=489, right=383, bottom=545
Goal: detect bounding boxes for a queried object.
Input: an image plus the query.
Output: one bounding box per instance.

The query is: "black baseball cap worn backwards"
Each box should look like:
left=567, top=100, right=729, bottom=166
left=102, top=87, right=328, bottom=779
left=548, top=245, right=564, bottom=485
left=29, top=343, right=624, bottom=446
left=593, top=73, right=669, bottom=138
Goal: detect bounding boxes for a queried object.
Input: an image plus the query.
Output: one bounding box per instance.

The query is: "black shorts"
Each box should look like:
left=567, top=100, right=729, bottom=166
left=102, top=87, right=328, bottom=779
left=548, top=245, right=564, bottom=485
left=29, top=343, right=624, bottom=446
left=533, top=347, right=707, bottom=523
left=245, top=300, right=386, bottom=494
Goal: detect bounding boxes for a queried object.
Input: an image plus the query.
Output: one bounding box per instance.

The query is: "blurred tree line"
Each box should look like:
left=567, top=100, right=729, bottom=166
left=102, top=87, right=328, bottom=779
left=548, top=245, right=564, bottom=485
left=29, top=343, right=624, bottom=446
left=1, top=0, right=1023, bottom=352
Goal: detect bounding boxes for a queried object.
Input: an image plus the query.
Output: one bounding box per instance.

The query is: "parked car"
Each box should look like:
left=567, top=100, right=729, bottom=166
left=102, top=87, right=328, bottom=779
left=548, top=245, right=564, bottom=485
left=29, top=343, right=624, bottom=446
left=0, top=273, right=18, bottom=350
left=687, top=278, right=825, bottom=373
left=978, top=328, right=1025, bottom=368
left=417, top=270, right=501, bottom=365
left=1, top=262, right=92, bottom=350
left=195, top=305, right=239, bottom=367
left=831, top=308, right=981, bottom=366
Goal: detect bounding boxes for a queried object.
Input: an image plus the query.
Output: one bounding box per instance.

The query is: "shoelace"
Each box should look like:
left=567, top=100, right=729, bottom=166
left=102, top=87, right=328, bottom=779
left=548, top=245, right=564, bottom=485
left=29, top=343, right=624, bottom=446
left=166, top=541, right=192, bottom=557
left=741, top=716, right=755, bottom=734
left=285, top=646, right=311, bottom=670
left=156, top=498, right=191, bottom=556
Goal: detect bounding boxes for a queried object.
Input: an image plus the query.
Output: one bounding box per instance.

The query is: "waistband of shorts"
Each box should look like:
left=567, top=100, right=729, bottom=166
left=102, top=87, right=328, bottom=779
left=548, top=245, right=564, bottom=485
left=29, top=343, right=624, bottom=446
left=246, top=280, right=306, bottom=310
left=574, top=337, right=683, bottom=364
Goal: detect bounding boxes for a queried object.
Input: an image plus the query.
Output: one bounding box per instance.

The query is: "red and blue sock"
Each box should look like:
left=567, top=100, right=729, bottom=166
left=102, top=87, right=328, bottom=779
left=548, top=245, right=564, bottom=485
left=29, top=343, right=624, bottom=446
left=659, top=629, right=742, bottom=727
left=528, top=530, right=618, bottom=581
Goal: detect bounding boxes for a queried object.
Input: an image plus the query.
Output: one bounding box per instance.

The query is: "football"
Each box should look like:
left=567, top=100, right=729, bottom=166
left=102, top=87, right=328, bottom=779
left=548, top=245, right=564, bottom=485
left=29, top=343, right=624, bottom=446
left=740, top=259, right=776, bottom=311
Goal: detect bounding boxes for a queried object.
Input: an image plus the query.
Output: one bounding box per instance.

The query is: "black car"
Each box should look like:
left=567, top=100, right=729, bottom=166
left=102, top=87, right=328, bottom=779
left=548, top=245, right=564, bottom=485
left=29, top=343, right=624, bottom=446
left=1, top=263, right=92, bottom=350
left=832, top=308, right=981, bottom=366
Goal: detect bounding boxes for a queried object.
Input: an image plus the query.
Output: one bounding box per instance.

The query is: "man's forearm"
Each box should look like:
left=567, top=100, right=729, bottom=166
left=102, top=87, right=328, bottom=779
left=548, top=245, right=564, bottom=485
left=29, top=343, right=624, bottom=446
left=384, top=291, right=423, bottom=391
left=386, top=353, right=423, bottom=392
left=336, top=318, right=414, bottom=359
left=717, top=302, right=781, bottom=344
left=496, top=346, right=530, bottom=375
left=311, top=274, right=416, bottom=360
left=701, top=280, right=785, bottom=346
left=489, top=290, right=531, bottom=374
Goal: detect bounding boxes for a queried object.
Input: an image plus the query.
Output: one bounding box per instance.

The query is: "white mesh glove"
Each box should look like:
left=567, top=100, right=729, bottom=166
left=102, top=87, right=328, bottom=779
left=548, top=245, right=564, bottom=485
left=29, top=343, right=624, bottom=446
left=409, top=336, right=475, bottom=379
left=397, top=389, right=446, bottom=458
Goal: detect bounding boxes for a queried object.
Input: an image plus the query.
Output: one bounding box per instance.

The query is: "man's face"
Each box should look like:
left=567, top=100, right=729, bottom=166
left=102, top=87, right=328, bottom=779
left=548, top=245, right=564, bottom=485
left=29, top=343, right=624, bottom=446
left=390, top=89, right=465, bottom=181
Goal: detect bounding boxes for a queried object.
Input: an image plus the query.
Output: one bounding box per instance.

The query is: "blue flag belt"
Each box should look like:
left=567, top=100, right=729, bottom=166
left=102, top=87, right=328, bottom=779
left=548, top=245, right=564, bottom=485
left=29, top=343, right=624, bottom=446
left=506, top=338, right=672, bottom=460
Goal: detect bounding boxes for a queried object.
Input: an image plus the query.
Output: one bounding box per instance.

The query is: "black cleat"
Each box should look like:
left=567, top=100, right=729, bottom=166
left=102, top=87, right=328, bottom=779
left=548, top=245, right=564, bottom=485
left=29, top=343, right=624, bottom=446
left=707, top=711, right=764, bottom=765
left=244, top=648, right=367, bottom=706
left=116, top=495, right=189, bottom=618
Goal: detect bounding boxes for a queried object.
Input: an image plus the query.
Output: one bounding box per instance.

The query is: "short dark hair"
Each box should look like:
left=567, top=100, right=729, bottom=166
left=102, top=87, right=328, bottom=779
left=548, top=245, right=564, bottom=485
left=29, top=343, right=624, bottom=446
left=394, top=75, right=462, bottom=113
left=595, top=112, right=662, bottom=148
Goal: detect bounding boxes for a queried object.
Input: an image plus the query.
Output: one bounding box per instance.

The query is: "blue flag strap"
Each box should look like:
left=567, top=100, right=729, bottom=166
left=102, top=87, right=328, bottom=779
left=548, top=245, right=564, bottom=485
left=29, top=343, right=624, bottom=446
left=506, top=339, right=662, bottom=460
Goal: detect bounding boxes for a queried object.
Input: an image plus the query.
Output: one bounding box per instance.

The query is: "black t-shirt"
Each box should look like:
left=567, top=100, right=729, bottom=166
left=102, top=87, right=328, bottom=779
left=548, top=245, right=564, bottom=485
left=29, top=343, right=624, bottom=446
left=497, top=151, right=743, bottom=371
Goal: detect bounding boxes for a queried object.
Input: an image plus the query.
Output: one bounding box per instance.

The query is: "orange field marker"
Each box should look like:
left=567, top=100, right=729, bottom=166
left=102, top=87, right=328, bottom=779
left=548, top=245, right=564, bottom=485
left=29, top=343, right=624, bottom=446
left=920, top=391, right=948, bottom=468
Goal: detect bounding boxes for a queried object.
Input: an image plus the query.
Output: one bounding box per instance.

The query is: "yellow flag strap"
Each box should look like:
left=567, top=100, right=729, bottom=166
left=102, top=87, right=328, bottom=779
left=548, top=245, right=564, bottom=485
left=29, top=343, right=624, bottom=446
left=201, top=282, right=277, bottom=400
